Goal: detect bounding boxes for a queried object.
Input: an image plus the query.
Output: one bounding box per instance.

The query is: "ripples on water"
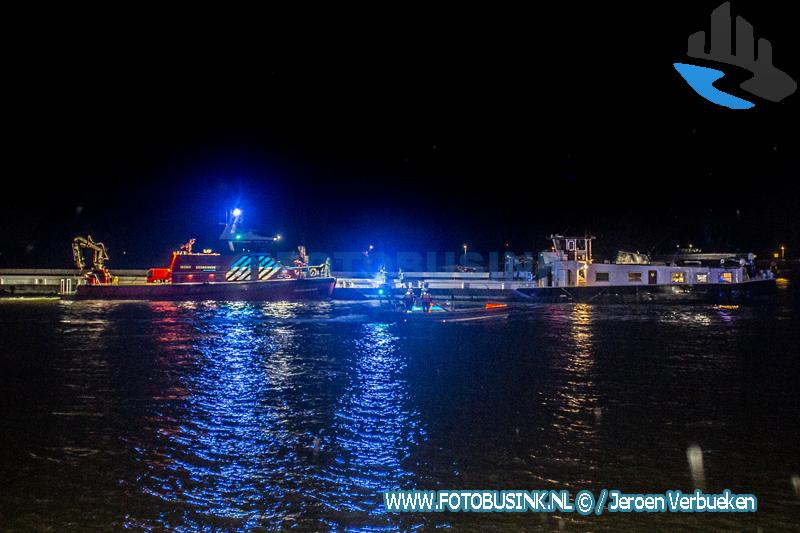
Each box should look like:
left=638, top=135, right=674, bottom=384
left=0, top=287, right=799, bottom=531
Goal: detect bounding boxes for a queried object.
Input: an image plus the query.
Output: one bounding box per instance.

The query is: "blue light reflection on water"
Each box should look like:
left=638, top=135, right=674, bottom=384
left=320, top=322, right=425, bottom=528
left=126, top=303, right=426, bottom=531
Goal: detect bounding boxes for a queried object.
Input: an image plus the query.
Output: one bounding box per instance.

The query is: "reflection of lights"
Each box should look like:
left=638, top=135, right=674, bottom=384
left=665, top=310, right=712, bottom=326
left=541, top=304, right=598, bottom=431
left=329, top=323, right=423, bottom=517
left=258, top=300, right=300, bottom=318
left=129, top=302, right=306, bottom=530
left=567, top=304, right=593, bottom=373
left=122, top=303, right=424, bottom=530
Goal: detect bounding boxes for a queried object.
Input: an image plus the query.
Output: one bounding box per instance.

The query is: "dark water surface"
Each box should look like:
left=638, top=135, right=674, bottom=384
left=1, top=284, right=799, bottom=531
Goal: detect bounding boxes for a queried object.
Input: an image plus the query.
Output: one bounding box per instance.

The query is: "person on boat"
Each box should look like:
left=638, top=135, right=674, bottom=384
left=420, top=290, right=432, bottom=313
left=747, top=253, right=757, bottom=279
left=402, top=289, right=415, bottom=311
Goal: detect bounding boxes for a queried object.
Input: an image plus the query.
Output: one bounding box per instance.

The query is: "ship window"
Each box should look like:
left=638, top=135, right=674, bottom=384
left=628, top=272, right=643, bottom=282
left=671, top=272, right=686, bottom=283
left=595, top=272, right=609, bottom=282
left=719, top=272, right=733, bottom=283
left=696, top=272, right=709, bottom=283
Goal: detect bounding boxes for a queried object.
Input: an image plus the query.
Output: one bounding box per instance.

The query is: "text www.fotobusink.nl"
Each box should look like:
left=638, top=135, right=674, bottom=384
left=383, top=489, right=757, bottom=515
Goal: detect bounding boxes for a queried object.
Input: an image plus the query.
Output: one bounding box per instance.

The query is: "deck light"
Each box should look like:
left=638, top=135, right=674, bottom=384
left=232, top=208, right=242, bottom=217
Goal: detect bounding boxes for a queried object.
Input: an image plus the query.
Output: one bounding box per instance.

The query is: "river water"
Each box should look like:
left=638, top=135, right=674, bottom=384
left=0, top=282, right=798, bottom=531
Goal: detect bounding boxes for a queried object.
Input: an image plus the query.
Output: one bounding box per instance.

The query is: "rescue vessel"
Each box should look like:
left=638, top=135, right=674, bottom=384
left=67, top=209, right=335, bottom=301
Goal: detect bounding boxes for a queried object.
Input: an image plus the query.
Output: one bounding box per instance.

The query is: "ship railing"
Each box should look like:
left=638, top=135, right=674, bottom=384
left=284, top=260, right=331, bottom=279
left=59, top=278, right=76, bottom=295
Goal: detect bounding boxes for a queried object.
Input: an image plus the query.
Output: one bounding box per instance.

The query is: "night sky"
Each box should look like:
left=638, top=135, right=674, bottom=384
left=3, top=2, right=797, bottom=268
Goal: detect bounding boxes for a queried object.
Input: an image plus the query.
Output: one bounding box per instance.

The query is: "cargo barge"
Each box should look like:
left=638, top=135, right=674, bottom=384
left=515, top=235, right=776, bottom=303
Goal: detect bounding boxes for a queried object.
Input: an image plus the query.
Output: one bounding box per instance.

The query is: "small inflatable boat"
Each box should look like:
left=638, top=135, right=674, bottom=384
left=372, top=302, right=511, bottom=323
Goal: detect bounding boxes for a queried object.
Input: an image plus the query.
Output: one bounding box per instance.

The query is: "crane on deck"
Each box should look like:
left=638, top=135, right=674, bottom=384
left=72, top=235, right=116, bottom=285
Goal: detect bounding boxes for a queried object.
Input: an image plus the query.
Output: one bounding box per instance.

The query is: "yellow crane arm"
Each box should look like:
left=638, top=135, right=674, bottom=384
left=72, top=235, right=110, bottom=271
